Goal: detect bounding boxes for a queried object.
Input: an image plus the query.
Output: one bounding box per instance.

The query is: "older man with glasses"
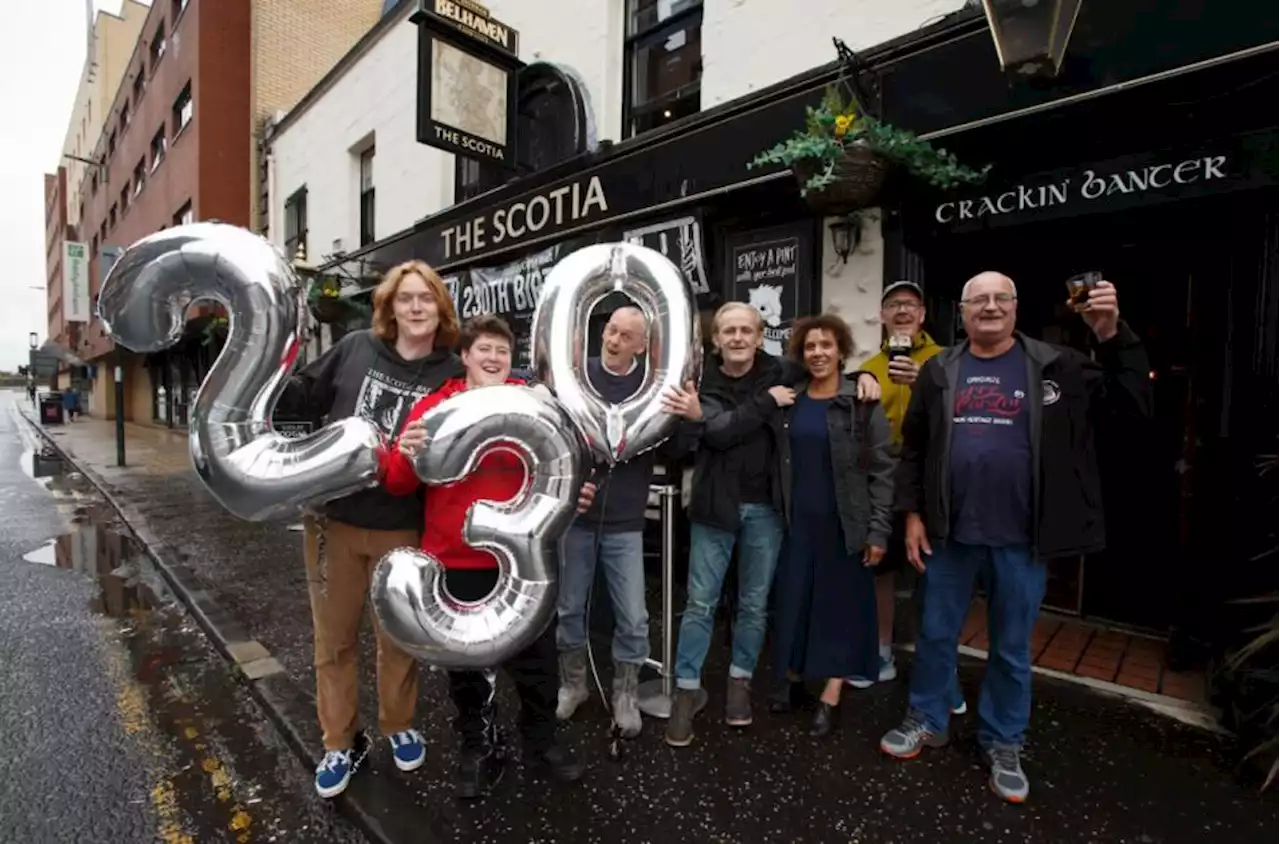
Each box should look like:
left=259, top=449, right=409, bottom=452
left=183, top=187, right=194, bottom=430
left=879, top=272, right=1151, bottom=804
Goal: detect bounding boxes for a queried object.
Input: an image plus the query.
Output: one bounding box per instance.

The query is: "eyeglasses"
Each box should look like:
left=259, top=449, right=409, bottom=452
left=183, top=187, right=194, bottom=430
left=882, top=299, right=922, bottom=312
left=960, top=293, right=1017, bottom=308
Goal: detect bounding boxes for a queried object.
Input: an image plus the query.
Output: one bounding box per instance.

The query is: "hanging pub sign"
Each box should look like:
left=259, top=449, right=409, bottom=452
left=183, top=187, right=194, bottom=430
left=923, top=129, right=1277, bottom=234
left=725, top=223, right=815, bottom=357
left=412, top=0, right=521, bottom=165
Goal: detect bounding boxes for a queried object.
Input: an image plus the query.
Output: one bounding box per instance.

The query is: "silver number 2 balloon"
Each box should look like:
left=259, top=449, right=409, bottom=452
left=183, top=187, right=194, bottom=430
left=96, top=223, right=384, bottom=521
left=370, top=384, right=588, bottom=669
left=531, top=243, right=702, bottom=466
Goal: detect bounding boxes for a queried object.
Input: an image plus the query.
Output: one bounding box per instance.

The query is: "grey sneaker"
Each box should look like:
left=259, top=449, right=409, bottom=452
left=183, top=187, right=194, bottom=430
left=611, top=661, right=642, bottom=738
left=665, top=688, right=699, bottom=747
left=879, top=715, right=949, bottom=759
left=556, top=649, right=590, bottom=721
left=725, top=677, right=753, bottom=727
left=985, top=743, right=1030, bottom=803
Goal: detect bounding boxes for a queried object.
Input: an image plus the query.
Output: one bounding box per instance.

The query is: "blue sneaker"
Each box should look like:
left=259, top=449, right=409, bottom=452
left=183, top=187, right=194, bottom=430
left=846, top=650, right=898, bottom=689
left=389, top=728, right=426, bottom=772
left=315, top=749, right=354, bottom=798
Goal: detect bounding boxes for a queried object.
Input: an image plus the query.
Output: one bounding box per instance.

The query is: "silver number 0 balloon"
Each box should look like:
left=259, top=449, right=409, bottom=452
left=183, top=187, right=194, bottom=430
left=531, top=243, right=702, bottom=466
left=371, top=385, right=588, bottom=669
left=96, top=223, right=384, bottom=521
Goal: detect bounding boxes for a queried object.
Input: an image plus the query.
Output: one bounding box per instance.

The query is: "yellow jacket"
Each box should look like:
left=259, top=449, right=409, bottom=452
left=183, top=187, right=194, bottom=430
left=859, top=331, right=943, bottom=448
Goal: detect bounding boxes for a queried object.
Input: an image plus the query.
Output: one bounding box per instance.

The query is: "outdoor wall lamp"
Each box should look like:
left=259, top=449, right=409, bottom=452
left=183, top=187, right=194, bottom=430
left=829, top=214, right=863, bottom=264
left=979, top=0, right=1084, bottom=78
left=29, top=332, right=38, bottom=349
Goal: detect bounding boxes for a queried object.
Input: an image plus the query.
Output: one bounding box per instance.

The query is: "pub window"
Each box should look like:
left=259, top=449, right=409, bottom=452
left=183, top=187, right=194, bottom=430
left=150, top=126, right=167, bottom=170
left=120, top=183, right=130, bottom=211
left=108, top=204, right=117, bottom=229
left=454, top=156, right=502, bottom=204
left=359, top=147, right=376, bottom=246
left=120, top=101, right=130, bottom=131
left=173, top=82, right=193, bottom=135
left=623, top=0, right=703, bottom=138
left=173, top=200, right=193, bottom=227
left=284, top=187, right=308, bottom=261
left=150, top=23, right=167, bottom=67
left=133, top=66, right=146, bottom=99
left=133, top=157, right=146, bottom=195
left=107, top=129, right=116, bottom=158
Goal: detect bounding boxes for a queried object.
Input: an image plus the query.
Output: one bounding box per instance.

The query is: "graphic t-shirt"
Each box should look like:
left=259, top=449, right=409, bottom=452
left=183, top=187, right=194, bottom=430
left=948, top=344, right=1033, bottom=547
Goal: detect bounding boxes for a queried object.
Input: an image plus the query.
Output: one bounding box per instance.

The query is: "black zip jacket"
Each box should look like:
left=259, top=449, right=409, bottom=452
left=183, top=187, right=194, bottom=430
left=894, top=323, right=1152, bottom=558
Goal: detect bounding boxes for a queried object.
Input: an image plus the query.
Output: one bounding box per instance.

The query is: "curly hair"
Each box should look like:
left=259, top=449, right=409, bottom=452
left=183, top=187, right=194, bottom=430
left=370, top=260, right=459, bottom=348
left=788, top=313, right=855, bottom=362
left=459, top=314, right=515, bottom=352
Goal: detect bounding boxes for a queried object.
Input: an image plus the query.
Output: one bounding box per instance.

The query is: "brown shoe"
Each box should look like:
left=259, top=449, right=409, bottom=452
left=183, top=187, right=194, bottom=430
left=725, top=677, right=753, bottom=727
left=665, top=688, right=699, bottom=747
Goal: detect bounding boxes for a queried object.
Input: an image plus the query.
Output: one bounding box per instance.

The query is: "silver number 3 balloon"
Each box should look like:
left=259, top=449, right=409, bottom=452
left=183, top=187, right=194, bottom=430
left=531, top=243, right=702, bottom=466
left=96, top=223, right=385, bottom=521
left=370, top=384, right=588, bottom=669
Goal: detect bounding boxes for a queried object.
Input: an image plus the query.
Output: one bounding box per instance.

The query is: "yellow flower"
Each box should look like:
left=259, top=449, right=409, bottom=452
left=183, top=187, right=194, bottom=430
left=834, top=114, right=852, bottom=138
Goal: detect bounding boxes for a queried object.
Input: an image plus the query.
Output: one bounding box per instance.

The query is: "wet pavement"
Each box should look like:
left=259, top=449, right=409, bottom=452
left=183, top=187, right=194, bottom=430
left=12, top=393, right=1280, bottom=843
left=0, top=391, right=364, bottom=843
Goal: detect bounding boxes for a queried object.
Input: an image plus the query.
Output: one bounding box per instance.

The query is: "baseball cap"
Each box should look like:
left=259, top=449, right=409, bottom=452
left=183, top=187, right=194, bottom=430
left=881, top=280, right=924, bottom=303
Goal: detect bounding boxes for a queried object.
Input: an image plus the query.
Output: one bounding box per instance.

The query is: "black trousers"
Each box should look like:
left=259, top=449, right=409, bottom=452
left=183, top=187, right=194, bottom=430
left=445, top=569, right=559, bottom=754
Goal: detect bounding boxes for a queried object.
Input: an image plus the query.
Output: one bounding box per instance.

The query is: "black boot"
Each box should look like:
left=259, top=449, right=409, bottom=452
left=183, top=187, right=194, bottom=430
left=768, top=679, right=811, bottom=714
left=456, top=747, right=506, bottom=799
left=810, top=702, right=839, bottom=736
left=526, top=741, right=584, bottom=783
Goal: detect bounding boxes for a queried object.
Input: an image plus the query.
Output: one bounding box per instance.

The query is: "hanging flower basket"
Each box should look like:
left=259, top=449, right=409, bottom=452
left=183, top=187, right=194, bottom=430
left=749, top=83, right=990, bottom=215
left=310, top=296, right=351, bottom=324
left=790, top=143, right=890, bottom=216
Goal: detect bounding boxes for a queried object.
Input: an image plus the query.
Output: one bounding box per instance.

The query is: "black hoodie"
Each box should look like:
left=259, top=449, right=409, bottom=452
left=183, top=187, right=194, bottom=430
left=283, top=330, right=463, bottom=530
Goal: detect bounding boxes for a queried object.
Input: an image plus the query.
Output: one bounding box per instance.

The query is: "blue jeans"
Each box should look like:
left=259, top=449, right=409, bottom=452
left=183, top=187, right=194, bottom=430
left=908, top=542, right=1046, bottom=748
left=674, top=505, right=784, bottom=690
left=556, top=525, right=649, bottom=665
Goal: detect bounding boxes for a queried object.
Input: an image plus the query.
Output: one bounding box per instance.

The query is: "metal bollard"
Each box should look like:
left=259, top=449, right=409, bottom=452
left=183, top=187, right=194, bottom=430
left=636, top=484, right=707, bottom=719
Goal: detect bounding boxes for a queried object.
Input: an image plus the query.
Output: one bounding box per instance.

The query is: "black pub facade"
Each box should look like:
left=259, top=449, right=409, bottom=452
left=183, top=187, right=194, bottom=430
left=314, top=0, right=1276, bottom=649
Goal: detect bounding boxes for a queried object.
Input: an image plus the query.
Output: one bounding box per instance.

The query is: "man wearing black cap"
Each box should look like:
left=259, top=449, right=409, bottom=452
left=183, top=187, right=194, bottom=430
left=852, top=281, right=944, bottom=688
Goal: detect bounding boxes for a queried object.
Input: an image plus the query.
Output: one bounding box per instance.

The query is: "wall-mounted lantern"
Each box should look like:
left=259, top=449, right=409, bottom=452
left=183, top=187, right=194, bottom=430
left=979, top=0, right=1084, bottom=78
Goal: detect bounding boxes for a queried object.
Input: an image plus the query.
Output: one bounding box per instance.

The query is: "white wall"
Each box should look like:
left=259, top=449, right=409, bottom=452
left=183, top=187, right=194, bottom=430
left=701, top=0, right=970, bottom=107
left=821, top=210, right=886, bottom=370
left=268, top=0, right=626, bottom=260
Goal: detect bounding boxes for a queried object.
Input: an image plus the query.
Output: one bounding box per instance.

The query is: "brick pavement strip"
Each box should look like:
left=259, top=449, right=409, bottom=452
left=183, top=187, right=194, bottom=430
left=18, top=411, right=440, bottom=844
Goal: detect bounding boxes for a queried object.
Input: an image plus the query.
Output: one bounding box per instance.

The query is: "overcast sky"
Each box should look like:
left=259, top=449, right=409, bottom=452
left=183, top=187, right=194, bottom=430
left=0, top=1, right=123, bottom=373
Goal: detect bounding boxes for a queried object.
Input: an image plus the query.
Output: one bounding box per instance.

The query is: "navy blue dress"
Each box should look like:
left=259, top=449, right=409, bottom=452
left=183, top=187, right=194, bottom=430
left=773, top=393, right=879, bottom=681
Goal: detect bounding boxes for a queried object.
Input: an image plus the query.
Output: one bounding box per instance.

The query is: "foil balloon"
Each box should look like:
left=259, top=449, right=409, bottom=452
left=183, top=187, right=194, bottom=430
left=531, top=242, right=702, bottom=465
left=371, top=384, right=588, bottom=669
left=96, top=222, right=384, bottom=521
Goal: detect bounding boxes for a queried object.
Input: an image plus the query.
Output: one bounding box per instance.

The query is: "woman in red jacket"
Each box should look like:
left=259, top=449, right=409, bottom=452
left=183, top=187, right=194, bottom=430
left=382, top=314, right=592, bottom=799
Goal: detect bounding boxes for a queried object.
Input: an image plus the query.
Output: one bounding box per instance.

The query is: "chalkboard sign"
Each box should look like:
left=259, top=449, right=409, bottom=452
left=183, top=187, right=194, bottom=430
left=725, top=223, right=814, bottom=357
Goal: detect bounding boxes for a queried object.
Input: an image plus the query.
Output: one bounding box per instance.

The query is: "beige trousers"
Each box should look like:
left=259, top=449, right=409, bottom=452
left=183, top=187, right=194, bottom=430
left=304, top=517, right=421, bottom=750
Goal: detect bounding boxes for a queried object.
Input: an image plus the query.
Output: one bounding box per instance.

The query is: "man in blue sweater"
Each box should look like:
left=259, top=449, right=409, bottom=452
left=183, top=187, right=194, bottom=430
left=555, top=305, right=700, bottom=737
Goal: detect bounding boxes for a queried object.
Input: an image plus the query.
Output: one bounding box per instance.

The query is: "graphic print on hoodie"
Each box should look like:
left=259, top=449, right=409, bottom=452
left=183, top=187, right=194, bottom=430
left=286, top=329, right=463, bottom=531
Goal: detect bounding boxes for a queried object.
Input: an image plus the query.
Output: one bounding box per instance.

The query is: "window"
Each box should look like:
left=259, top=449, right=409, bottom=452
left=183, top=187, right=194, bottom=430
left=120, top=101, right=130, bottom=131
left=173, top=83, right=193, bottom=134
left=120, top=183, right=130, bottom=211
left=150, top=126, right=167, bottom=170
left=132, top=67, right=146, bottom=99
left=454, top=156, right=502, bottom=204
left=91, top=235, right=98, bottom=256
left=284, top=187, right=308, bottom=261
left=173, top=0, right=189, bottom=19
left=173, top=200, right=193, bottom=227
left=99, top=221, right=106, bottom=243
left=107, top=129, right=117, bottom=158
left=150, top=24, right=167, bottom=66
left=133, top=158, right=146, bottom=195
left=623, top=0, right=703, bottom=138
left=358, top=147, right=375, bottom=246
left=91, top=173, right=98, bottom=195
left=108, top=204, right=117, bottom=229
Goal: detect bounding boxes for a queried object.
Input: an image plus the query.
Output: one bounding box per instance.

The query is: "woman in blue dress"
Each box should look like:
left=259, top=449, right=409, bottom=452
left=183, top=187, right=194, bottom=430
left=768, top=313, right=895, bottom=736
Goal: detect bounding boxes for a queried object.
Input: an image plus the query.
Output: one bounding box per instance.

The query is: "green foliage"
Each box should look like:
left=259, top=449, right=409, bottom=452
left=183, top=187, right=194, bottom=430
left=748, top=83, right=990, bottom=196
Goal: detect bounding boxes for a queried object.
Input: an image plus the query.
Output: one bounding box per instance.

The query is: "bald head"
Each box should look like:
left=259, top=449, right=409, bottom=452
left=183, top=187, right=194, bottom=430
left=961, top=272, right=1018, bottom=301
left=602, top=304, right=648, bottom=370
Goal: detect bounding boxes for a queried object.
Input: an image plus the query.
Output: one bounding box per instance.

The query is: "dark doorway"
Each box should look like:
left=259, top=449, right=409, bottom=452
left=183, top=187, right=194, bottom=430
left=912, top=189, right=1277, bottom=632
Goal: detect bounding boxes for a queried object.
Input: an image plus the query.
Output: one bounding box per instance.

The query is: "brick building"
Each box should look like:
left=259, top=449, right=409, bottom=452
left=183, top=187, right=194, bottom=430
left=60, top=0, right=385, bottom=425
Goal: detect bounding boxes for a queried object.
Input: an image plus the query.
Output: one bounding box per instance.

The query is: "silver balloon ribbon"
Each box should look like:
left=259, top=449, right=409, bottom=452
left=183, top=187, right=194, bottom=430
left=530, top=242, right=703, bottom=465
left=371, top=384, right=588, bottom=669
left=96, top=223, right=385, bottom=521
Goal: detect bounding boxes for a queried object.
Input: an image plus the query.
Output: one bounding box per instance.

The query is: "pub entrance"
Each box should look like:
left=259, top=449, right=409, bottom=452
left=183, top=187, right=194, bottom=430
left=910, top=188, right=1277, bottom=634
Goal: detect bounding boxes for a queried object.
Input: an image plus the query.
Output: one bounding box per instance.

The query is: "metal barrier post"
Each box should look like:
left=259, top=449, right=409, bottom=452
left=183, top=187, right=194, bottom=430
left=637, top=484, right=707, bottom=719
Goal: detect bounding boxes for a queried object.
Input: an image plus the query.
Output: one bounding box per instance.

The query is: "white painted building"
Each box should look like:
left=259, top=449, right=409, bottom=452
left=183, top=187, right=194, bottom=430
left=265, top=0, right=974, bottom=364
